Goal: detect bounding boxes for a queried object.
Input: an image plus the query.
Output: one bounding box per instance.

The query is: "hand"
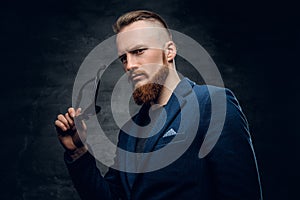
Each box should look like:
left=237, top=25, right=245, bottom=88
left=55, top=107, right=87, bottom=153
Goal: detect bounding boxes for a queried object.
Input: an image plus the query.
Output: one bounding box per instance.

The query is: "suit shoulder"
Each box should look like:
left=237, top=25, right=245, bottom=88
left=192, top=84, right=237, bottom=102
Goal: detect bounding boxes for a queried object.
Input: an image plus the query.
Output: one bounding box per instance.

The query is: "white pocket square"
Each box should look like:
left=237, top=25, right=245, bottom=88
left=163, top=128, right=177, bottom=138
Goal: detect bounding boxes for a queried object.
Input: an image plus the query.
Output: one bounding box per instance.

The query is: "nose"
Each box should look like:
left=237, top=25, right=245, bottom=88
left=125, top=54, right=138, bottom=72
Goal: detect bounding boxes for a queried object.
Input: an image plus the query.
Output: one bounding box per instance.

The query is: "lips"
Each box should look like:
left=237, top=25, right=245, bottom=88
left=132, top=74, right=145, bottom=81
left=130, top=72, right=147, bottom=83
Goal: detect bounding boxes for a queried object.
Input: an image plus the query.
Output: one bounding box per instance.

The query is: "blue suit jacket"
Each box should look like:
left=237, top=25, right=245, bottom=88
left=66, top=78, right=263, bottom=200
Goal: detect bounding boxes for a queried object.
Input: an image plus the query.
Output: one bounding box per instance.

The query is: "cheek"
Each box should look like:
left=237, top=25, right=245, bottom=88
left=145, top=50, right=164, bottom=63
left=140, top=50, right=166, bottom=77
left=142, top=64, right=159, bottom=78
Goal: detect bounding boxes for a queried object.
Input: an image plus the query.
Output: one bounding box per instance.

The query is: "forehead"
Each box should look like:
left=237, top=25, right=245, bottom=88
left=116, top=21, right=170, bottom=55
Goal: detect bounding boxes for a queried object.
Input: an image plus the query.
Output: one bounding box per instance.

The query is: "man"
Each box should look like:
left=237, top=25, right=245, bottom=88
left=55, top=10, right=263, bottom=199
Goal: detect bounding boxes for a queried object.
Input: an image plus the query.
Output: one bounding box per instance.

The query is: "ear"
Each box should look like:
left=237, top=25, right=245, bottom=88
left=164, top=41, right=177, bottom=62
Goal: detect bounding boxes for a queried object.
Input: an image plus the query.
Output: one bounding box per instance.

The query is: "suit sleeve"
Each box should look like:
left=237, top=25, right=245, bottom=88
left=65, top=151, right=126, bottom=200
left=206, top=89, right=263, bottom=200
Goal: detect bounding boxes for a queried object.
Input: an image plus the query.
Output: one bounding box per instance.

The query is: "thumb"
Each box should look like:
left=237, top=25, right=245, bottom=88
left=76, top=107, right=82, bottom=116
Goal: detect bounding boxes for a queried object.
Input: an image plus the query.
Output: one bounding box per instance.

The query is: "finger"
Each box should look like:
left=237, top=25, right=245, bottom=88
left=68, top=107, right=76, bottom=118
left=75, top=108, right=82, bottom=116
left=55, top=120, right=68, bottom=132
left=57, top=114, right=70, bottom=129
left=65, top=113, right=74, bottom=126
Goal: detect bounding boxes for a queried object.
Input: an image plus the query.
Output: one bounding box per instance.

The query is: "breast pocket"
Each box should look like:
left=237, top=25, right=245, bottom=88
left=154, top=132, right=187, bottom=150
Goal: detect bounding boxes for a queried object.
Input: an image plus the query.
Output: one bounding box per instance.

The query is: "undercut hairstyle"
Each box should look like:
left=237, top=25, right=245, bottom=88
left=113, top=10, right=170, bottom=35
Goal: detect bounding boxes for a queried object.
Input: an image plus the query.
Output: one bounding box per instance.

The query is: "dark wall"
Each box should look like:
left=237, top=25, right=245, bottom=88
left=0, top=0, right=298, bottom=199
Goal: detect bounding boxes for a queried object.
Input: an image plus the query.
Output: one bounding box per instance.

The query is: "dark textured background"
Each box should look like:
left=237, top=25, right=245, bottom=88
left=0, top=0, right=299, bottom=199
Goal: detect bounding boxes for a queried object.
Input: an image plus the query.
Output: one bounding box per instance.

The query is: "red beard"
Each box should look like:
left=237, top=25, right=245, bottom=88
left=132, top=66, right=169, bottom=105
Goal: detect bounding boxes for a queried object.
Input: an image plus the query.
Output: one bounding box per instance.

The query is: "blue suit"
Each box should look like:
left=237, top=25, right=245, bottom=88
left=65, top=78, right=263, bottom=200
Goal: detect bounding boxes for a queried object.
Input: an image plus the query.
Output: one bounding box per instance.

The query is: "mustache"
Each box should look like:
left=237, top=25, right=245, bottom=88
left=127, top=69, right=148, bottom=82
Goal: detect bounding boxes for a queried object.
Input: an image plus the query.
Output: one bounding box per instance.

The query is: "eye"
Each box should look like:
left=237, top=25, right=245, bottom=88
left=119, top=55, right=127, bottom=64
left=132, top=48, right=147, bottom=55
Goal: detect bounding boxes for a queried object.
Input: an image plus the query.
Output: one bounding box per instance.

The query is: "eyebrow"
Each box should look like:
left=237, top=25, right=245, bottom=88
left=118, top=44, right=147, bottom=59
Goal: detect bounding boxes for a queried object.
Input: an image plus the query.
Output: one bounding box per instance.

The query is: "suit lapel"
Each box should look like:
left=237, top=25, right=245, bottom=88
left=143, top=78, right=194, bottom=153
left=142, top=95, right=184, bottom=152
left=123, top=78, right=195, bottom=190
